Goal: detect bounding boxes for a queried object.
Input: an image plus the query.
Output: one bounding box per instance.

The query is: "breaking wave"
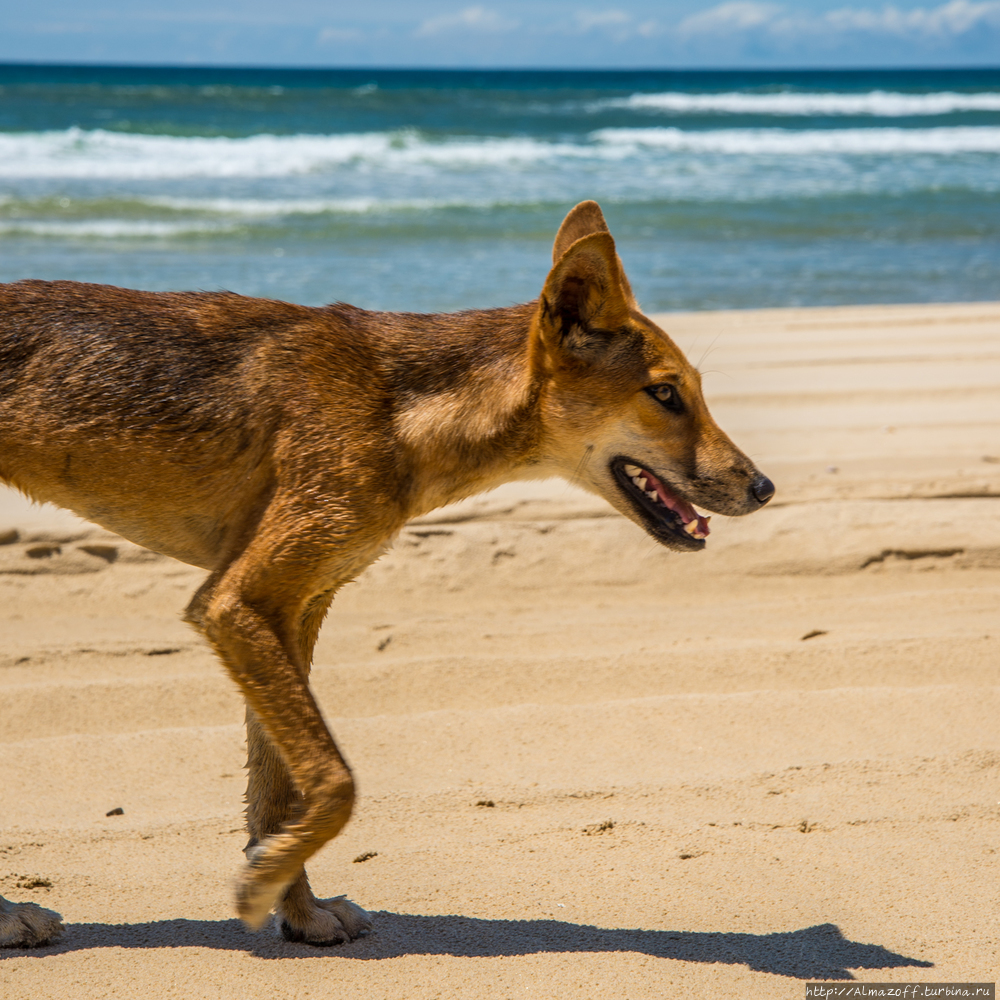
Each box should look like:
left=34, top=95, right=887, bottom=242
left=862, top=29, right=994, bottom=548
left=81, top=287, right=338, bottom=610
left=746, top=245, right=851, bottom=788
left=591, top=90, right=1000, bottom=117
left=141, top=195, right=496, bottom=215
left=1, top=125, right=999, bottom=181
left=0, top=128, right=583, bottom=180
left=591, top=125, right=1000, bottom=155
left=0, top=219, right=238, bottom=238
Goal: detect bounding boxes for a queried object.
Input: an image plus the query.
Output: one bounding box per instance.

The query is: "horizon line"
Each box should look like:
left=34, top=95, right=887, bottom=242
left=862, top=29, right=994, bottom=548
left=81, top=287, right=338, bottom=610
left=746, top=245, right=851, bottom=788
left=2, top=60, right=999, bottom=74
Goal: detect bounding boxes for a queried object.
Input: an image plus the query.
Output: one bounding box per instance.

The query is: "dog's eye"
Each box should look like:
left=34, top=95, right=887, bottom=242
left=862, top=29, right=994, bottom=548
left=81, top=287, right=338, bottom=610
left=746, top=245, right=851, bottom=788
left=646, top=383, right=681, bottom=411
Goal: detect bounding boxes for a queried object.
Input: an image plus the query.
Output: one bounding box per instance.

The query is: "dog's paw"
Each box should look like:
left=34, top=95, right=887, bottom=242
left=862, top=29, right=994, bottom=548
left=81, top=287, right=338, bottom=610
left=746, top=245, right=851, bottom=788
left=277, top=895, right=372, bottom=946
left=0, top=897, right=64, bottom=948
left=235, top=847, right=288, bottom=931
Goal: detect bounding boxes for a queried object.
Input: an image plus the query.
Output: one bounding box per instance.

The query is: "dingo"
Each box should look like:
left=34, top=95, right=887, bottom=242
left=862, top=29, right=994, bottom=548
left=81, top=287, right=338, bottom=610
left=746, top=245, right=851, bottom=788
left=0, top=201, right=773, bottom=947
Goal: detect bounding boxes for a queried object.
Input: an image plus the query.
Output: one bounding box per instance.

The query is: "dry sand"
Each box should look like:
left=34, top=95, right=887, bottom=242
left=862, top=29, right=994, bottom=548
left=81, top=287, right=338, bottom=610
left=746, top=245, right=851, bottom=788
left=1, top=301, right=998, bottom=998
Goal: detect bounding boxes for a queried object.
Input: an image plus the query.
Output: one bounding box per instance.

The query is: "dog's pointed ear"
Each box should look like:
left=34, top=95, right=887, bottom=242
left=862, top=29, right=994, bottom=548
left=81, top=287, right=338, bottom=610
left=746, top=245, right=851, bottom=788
left=552, top=201, right=611, bottom=264
left=552, top=201, right=638, bottom=309
left=537, top=232, right=632, bottom=363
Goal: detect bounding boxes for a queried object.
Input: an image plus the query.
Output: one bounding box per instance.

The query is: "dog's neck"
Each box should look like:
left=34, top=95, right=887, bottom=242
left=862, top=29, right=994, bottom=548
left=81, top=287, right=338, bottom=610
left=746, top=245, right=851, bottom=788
left=378, top=301, right=546, bottom=518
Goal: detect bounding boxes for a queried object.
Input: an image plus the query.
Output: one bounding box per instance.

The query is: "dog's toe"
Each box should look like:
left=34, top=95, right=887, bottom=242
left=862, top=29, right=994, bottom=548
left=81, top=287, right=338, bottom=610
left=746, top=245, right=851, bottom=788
left=277, top=895, right=372, bottom=946
left=0, top=897, right=64, bottom=948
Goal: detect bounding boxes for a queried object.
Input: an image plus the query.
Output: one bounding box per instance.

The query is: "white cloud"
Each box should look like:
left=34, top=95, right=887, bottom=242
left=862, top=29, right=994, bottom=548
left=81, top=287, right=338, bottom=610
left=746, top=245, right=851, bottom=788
left=679, top=0, right=1000, bottom=40
left=825, top=0, right=1000, bottom=36
left=415, top=6, right=519, bottom=37
left=575, top=9, right=632, bottom=31
left=678, top=2, right=783, bottom=35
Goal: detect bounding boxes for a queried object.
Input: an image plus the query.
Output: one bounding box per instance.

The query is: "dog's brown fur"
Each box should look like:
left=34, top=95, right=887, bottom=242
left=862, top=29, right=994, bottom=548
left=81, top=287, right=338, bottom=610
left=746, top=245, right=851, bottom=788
left=0, top=202, right=772, bottom=947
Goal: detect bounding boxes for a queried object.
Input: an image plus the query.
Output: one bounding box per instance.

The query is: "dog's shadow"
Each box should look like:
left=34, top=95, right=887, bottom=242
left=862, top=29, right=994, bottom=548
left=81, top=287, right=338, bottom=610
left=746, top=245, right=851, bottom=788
left=7, top=913, right=932, bottom=980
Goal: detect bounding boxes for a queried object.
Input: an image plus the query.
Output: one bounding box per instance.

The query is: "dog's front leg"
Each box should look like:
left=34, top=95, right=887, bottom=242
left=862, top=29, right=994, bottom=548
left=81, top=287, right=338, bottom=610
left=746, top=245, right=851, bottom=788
left=190, top=526, right=374, bottom=942
left=244, top=706, right=371, bottom=944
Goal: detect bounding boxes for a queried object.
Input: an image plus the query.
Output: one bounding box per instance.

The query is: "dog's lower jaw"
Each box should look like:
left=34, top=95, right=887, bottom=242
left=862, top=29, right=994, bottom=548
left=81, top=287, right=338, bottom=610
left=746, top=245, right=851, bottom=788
left=277, top=894, right=373, bottom=945
left=0, top=897, right=64, bottom=948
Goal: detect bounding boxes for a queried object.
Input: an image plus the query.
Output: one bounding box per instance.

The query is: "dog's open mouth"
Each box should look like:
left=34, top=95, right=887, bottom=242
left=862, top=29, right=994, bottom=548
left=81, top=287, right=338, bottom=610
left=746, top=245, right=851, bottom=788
left=611, top=458, right=711, bottom=549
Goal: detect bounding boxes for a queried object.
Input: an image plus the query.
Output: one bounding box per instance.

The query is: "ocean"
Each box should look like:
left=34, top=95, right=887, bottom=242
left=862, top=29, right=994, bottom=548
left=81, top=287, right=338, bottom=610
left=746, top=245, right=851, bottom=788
left=1, top=64, right=998, bottom=313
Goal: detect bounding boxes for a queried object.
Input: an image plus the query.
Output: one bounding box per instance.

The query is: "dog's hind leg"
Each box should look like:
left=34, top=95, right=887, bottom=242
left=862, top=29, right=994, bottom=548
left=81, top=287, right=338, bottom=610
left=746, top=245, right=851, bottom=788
left=0, top=895, right=63, bottom=948
left=274, top=868, right=372, bottom=944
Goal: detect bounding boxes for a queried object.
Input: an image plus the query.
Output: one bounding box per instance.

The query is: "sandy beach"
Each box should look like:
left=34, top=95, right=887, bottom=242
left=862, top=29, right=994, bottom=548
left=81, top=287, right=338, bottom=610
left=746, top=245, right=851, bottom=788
left=1, top=300, right=998, bottom=998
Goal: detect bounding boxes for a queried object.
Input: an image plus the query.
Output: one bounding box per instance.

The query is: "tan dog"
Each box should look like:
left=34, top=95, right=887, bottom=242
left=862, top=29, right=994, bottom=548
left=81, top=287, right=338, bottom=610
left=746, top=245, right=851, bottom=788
left=0, top=201, right=773, bottom=948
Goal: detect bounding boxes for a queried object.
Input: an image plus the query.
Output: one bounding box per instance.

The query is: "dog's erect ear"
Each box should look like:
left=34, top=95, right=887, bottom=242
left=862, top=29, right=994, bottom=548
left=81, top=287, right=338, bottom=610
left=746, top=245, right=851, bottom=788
left=552, top=201, right=611, bottom=264
left=538, top=231, right=632, bottom=363
left=552, top=201, right=637, bottom=308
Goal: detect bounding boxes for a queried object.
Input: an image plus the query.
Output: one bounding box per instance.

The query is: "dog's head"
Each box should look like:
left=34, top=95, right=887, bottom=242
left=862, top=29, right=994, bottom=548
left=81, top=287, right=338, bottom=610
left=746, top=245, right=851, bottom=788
left=531, top=201, right=774, bottom=551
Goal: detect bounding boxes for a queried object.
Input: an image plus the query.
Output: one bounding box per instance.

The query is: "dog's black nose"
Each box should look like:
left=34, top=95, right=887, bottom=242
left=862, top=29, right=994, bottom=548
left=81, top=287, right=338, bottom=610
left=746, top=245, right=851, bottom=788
left=751, top=474, right=775, bottom=505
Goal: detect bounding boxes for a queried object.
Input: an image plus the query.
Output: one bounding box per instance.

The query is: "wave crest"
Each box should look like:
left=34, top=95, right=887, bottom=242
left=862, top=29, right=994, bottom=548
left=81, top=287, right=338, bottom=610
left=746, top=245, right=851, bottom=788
left=591, top=126, right=1000, bottom=155
left=0, top=128, right=585, bottom=180
left=1, top=125, right=998, bottom=182
left=591, top=90, right=1000, bottom=117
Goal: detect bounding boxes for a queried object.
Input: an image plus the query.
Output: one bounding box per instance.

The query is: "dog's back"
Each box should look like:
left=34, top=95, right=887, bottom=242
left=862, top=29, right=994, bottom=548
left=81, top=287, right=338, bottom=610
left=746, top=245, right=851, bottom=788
left=0, top=280, right=384, bottom=567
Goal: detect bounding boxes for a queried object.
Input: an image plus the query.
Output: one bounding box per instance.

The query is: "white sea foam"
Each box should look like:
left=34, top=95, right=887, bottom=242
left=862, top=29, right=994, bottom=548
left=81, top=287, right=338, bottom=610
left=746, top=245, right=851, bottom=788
left=0, top=128, right=582, bottom=180
left=0, top=129, right=391, bottom=179
left=592, top=90, right=1000, bottom=117
left=591, top=126, right=1000, bottom=155
left=142, top=195, right=496, bottom=215
left=0, top=219, right=238, bottom=237
left=1, top=125, right=997, bottom=183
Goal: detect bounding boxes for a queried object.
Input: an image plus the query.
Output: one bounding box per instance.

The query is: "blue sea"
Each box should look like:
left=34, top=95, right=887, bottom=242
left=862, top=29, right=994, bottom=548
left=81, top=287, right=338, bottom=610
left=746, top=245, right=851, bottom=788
left=1, top=65, right=998, bottom=312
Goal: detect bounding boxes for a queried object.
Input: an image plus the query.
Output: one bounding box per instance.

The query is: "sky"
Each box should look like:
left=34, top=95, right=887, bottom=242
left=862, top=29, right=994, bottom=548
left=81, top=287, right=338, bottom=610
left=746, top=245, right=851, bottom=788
left=1, top=0, right=999, bottom=68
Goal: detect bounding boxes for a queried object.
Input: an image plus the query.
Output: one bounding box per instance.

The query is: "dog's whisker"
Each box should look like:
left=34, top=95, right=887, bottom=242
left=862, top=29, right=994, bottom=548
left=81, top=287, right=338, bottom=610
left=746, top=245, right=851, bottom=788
left=696, top=333, right=722, bottom=372
left=568, top=444, right=594, bottom=489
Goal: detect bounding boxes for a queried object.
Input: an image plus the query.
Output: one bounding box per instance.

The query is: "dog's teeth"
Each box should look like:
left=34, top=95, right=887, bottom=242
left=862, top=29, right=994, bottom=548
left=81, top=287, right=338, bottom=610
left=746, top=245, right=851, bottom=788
left=693, top=531, right=706, bottom=540
left=683, top=520, right=699, bottom=535
left=637, top=478, right=648, bottom=490
left=624, top=464, right=642, bottom=477
left=646, top=490, right=658, bottom=501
